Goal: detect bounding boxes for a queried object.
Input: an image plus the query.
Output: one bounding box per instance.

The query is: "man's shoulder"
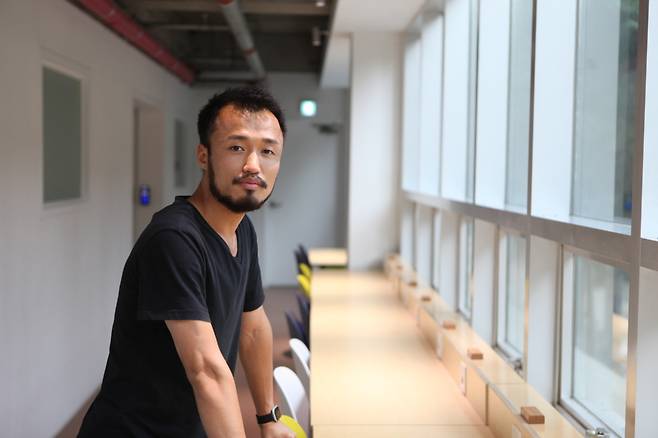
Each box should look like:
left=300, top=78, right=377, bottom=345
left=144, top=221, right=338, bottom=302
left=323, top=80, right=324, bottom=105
left=137, top=199, right=205, bottom=249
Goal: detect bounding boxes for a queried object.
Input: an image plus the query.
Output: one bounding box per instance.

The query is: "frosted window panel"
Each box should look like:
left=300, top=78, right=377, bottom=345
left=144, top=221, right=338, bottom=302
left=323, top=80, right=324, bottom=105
left=402, top=36, right=422, bottom=192
left=498, top=233, right=526, bottom=358
left=441, top=0, right=478, bottom=201
left=43, top=66, right=82, bottom=203
left=568, top=256, right=628, bottom=436
left=458, top=218, right=474, bottom=318
left=474, top=0, right=510, bottom=208
left=418, top=14, right=443, bottom=196
left=505, top=0, right=532, bottom=210
left=571, top=0, right=638, bottom=225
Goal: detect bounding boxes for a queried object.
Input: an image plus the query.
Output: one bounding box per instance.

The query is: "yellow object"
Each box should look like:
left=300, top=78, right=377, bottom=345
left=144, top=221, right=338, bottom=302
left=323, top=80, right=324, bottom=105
left=297, top=274, right=311, bottom=298
left=299, top=263, right=312, bottom=280
left=280, top=415, right=307, bottom=438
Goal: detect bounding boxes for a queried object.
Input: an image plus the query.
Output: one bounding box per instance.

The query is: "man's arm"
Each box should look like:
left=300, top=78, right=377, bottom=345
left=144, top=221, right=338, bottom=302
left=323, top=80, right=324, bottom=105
left=166, top=320, right=246, bottom=438
left=240, top=307, right=294, bottom=438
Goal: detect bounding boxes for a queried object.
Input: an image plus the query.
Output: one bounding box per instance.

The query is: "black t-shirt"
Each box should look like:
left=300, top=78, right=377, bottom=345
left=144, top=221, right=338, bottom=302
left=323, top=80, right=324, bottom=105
left=78, top=196, right=265, bottom=437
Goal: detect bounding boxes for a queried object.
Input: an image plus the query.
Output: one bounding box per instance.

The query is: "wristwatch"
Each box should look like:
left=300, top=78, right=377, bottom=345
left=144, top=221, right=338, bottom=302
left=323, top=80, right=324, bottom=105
left=256, top=405, right=281, bottom=425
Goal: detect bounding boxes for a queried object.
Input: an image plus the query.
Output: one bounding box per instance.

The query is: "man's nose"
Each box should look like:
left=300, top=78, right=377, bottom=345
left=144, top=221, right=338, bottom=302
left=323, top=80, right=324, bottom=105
left=243, top=151, right=261, bottom=174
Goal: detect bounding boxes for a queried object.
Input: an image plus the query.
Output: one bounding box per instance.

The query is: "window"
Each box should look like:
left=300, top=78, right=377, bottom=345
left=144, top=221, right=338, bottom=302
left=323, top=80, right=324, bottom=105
left=497, top=232, right=526, bottom=360
left=402, top=34, right=421, bottom=192
left=418, top=12, right=443, bottom=196
left=458, top=218, right=474, bottom=319
left=43, top=65, right=83, bottom=203
left=561, top=254, right=628, bottom=437
left=571, top=0, right=639, bottom=226
left=505, top=0, right=533, bottom=211
left=441, top=0, right=479, bottom=202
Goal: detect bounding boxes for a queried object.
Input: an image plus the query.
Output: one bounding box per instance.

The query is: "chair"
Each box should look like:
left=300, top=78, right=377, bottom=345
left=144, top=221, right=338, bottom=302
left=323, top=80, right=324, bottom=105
left=274, top=366, right=309, bottom=436
left=295, top=293, right=310, bottom=337
left=299, top=262, right=312, bottom=280
left=297, top=274, right=311, bottom=299
left=285, top=311, right=308, bottom=347
left=280, top=415, right=307, bottom=438
left=298, top=244, right=311, bottom=266
left=289, top=338, right=310, bottom=396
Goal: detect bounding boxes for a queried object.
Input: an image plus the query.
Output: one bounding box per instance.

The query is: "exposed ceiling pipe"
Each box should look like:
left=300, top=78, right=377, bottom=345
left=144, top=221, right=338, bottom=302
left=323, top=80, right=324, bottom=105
left=218, top=0, right=266, bottom=80
left=73, top=0, right=195, bottom=84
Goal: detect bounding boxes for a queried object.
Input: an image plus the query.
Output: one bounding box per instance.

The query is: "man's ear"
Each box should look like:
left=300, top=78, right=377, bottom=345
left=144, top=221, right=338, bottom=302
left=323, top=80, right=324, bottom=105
left=196, top=144, right=208, bottom=171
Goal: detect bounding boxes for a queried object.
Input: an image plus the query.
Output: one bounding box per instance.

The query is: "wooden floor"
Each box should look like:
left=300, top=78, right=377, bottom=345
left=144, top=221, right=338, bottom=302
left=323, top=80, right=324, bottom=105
left=55, top=287, right=299, bottom=438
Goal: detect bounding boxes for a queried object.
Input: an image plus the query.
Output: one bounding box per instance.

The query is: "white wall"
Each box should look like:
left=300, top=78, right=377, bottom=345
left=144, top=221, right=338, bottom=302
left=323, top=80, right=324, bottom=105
left=0, top=0, right=200, bottom=435
left=348, top=32, right=402, bottom=270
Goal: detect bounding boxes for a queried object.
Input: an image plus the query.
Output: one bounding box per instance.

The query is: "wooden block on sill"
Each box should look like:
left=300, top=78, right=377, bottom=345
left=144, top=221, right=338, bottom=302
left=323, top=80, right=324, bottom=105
left=441, top=320, right=456, bottom=330
left=467, top=348, right=483, bottom=360
left=520, top=406, right=545, bottom=425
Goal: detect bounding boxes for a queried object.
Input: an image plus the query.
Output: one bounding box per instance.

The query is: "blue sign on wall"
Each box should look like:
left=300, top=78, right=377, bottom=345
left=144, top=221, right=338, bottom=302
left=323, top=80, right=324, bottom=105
left=139, top=184, right=151, bottom=206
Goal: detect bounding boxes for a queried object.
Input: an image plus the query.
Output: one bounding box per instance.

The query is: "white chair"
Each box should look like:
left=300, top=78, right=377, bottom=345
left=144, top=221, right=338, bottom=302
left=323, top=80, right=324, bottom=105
left=273, top=366, right=309, bottom=436
left=289, top=338, right=310, bottom=396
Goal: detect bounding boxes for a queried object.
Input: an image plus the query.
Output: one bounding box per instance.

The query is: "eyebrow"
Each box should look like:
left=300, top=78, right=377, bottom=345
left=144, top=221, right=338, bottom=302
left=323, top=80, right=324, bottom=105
left=226, top=134, right=280, bottom=145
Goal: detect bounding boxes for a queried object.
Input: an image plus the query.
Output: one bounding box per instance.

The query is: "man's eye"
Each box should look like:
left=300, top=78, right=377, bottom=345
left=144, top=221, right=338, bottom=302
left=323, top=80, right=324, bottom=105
left=229, top=145, right=244, bottom=152
left=263, top=149, right=275, bottom=155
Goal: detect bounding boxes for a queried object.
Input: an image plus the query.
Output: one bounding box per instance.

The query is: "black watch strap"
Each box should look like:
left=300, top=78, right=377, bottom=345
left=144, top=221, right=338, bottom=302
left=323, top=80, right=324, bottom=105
left=256, top=405, right=281, bottom=425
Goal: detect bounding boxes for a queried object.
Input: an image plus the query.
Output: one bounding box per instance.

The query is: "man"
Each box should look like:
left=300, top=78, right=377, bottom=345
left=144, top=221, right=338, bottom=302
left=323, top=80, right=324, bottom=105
left=78, top=87, right=294, bottom=438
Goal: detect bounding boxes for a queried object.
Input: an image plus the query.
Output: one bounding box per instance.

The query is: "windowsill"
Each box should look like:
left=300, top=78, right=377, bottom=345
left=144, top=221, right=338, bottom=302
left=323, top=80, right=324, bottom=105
left=386, top=254, right=583, bottom=438
left=568, top=215, right=631, bottom=236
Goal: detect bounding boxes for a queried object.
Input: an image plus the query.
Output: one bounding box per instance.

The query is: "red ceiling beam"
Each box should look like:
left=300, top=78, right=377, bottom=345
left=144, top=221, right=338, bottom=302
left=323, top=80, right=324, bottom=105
left=75, top=0, right=196, bottom=84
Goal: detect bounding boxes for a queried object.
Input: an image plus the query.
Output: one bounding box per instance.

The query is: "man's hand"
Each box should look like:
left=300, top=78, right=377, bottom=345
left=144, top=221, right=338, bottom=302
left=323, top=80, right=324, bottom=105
left=260, top=422, right=295, bottom=438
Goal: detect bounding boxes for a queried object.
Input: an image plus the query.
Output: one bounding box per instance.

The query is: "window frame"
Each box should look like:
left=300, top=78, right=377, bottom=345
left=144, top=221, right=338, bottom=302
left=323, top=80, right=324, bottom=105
left=457, top=216, right=475, bottom=321
left=494, top=228, right=527, bottom=365
left=558, top=246, right=631, bottom=437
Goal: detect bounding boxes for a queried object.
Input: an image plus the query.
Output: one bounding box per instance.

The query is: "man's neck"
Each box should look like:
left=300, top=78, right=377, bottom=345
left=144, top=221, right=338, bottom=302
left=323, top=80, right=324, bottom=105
left=187, top=185, right=244, bottom=241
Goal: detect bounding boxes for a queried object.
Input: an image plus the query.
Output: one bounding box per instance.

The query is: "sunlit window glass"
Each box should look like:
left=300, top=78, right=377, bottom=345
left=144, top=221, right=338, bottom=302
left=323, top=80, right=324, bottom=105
left=458, top=218, right=474, bottom=317
left=505, top=0, right=533, bottom=210
left=562, top=255, right=628, bottom=437
left=571, top=0, right=639, bottom=225
left=497, top=233, right=526, bottom=358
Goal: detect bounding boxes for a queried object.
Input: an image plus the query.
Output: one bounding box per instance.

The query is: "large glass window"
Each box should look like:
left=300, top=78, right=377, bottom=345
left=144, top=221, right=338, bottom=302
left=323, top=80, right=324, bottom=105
left=402, top=35, right=421, bottom=192
left=497, top=232, right=526, bottom=360
left=505, top=0, right=533, bottom=210
left=571, top=0, right=639, bottom=226
left=43, top=66, right=83, bottom=203
left=561, top=254, right=629, bottom=437
left=458, top=218, right=474, bottom=319
left=418, top=12, right=443, bottom=196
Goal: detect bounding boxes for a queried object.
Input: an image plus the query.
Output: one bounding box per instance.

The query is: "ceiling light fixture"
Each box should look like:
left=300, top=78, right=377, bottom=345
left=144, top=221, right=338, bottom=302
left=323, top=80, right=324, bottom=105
left=315, top=0, right=326, bottom=7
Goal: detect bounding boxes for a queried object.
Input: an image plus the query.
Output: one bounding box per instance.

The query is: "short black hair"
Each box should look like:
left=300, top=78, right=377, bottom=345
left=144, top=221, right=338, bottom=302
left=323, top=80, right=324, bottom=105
left=197, top=86, right=286, bottom=148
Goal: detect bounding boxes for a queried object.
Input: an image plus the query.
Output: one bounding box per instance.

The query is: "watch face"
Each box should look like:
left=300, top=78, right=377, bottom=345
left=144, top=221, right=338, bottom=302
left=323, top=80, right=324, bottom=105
left=273, top=405, right=281, bottom=420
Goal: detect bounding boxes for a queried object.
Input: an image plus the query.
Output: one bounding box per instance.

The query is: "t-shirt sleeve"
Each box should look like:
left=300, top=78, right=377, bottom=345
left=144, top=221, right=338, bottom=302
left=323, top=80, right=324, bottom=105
left=136, top=230, right=210, bottom=321
left=244, top=222, right=265, bottom=312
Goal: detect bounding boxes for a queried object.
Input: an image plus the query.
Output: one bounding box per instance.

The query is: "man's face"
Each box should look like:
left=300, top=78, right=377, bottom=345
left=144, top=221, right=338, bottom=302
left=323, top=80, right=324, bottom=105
left=204, top=104, right=283, bottom=213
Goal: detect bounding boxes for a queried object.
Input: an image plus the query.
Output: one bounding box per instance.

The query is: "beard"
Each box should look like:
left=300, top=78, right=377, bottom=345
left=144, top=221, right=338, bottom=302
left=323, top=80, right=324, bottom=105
left=207, top=160, right=272, bottom=213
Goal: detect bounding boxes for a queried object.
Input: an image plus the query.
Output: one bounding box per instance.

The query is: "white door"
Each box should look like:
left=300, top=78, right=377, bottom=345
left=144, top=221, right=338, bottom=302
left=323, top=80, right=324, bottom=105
left=263, top=120, right=346, bottom=286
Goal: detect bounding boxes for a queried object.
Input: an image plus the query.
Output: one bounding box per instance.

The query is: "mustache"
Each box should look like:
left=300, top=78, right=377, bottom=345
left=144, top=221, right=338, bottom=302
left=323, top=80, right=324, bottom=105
left=233, top=175, right=267, bottom=188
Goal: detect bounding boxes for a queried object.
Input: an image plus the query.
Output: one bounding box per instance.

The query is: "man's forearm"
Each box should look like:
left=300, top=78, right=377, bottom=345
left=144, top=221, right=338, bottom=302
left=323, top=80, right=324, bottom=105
left=189, top=369, right=246, bottom=438
left=239, top=315, right=275, bottom=414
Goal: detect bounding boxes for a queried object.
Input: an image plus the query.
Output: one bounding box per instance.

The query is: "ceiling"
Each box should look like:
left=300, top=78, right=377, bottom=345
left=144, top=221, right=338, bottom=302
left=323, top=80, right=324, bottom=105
left=114, top=0, right=333, bottom=82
